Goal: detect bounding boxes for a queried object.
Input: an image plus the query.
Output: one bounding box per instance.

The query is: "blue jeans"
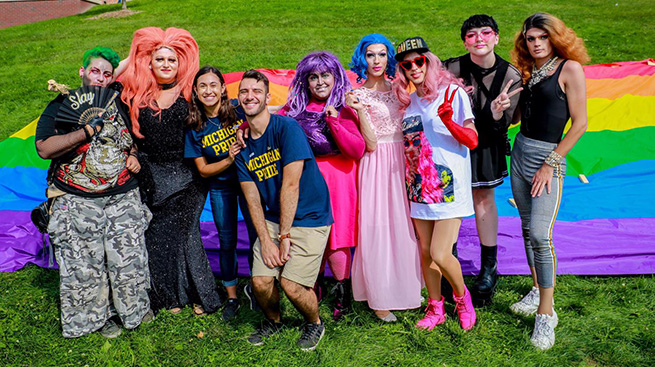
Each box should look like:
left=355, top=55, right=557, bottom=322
left=510, top=133, right=565, bottom=288
left=210, top=185, right=257, bottom=287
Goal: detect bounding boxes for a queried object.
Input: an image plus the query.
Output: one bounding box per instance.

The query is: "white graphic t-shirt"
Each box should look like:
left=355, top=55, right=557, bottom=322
left=402, top=84, right=475, bottom=220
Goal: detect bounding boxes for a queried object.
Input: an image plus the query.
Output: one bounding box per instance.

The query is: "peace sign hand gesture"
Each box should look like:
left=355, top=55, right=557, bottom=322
left=437, top=86, right=479, bottom=150
left=491, top=80, right=523, bottom=120
left=437, top=86, right=457, bottom=123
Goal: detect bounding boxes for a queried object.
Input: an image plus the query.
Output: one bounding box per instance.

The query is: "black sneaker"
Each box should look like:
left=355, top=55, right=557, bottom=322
left=247, top=319, right=283, bottom=346
left=141, top=309, right=155, bottom=324
left=244, top=282, right=261, bottom=312
left=99, top=318, right=122, bottom=338
left=297, top=320, right=325, bottom=351
left=222, top=298, right=241, bottom=321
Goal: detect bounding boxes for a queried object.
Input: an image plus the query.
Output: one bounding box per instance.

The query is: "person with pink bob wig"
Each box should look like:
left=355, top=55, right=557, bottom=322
left=393, top=36, right=479, bottom=331
left=118, top=27, right=222, bottom=316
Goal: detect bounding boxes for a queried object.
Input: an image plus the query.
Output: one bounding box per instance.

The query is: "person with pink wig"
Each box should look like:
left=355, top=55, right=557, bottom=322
left=280, top=51, right=366, bottom=320
left=119, top=27, right=222, bottom=316
left=393, top=36, right=478, bottom=331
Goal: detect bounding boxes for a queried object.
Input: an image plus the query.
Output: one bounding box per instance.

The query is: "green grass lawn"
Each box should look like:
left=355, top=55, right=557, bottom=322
left=1, top=266, right=654, bottom=367
left=1, top=0, right=654, bottom=366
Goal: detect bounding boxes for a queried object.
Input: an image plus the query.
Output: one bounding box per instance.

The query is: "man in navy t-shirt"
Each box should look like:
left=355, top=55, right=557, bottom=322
left=235, top=70, right=332, bottom=351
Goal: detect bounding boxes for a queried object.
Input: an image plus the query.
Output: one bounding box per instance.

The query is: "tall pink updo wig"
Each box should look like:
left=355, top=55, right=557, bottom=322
left=120, top=27, right=199, bottom=138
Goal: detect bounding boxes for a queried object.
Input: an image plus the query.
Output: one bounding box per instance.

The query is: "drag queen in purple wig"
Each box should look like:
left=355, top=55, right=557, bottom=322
left=279, top=51, right=365, bottom=320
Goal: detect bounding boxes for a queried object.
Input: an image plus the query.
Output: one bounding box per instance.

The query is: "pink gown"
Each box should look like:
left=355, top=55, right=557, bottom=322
left=280, top=101, right=365, bottom=250
left=351, top=87, right=423, bottom=310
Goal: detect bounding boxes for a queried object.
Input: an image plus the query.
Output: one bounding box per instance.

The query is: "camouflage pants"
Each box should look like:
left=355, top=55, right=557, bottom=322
left=48, top=188, right=152, bottom=338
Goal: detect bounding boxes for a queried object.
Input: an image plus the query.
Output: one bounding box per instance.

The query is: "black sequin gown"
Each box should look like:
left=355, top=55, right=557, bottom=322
left=136, top=96, right=221, bottom=313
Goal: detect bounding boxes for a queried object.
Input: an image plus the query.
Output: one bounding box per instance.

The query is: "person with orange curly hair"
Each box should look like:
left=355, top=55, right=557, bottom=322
left=119, top=27, right=222, bottom=316
left=500, top=13, right=588, bottom=350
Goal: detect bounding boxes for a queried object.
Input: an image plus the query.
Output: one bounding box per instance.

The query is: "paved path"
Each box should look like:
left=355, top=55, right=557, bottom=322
left=0, top=0, right=96, bottom=29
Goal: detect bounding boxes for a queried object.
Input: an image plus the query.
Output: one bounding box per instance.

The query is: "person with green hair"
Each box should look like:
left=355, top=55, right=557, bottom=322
left=82, top=46, right=120, bottom=69
left=35, top=46, right=153, bottom=339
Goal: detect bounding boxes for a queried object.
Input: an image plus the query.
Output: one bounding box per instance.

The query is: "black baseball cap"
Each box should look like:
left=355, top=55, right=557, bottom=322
left=395, top=37, right=430, bottom=61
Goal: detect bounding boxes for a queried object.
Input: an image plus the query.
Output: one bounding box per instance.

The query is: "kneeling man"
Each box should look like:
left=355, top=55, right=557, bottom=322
left=235, top=70, right=333, bottom=351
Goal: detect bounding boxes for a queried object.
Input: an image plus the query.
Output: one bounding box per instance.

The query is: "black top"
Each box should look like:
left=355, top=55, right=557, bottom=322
left=35, top=83, right=137, bottom=197
left=519, top=60, right=570, bottom=144
left=136, top=96, right=200, bottom=206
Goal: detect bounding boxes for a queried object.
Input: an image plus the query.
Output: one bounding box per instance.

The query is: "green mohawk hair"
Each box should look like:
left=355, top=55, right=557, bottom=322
left=82, top=46, right=120, bottom=69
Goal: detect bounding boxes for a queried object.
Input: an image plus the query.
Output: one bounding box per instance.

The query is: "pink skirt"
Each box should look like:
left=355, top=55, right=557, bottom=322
left=351, top=141, right=423, bottom=310
left=316, top=154, right=357, bottom=250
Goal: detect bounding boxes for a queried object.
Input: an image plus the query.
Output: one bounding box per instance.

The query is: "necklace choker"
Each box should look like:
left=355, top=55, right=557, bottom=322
left=528, top=56, right=558, bottom=89
left=159, top=81, right=177, bottom=90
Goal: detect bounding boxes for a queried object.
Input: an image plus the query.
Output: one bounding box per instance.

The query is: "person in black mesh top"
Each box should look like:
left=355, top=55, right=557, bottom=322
left=444, top=14, right=523, bottom=306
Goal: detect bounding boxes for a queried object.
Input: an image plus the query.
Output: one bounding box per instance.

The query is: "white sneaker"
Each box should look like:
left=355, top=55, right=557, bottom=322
left=530, top=311, right=558, bottom=350
left=510, top=287, right=540, bottom=316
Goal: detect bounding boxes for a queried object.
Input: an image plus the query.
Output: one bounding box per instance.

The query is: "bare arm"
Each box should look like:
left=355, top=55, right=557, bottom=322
left=491, top=79, right=524, bottom=130
left=554, top=61, right=587, bottom=157
left=241, top=180, right=284, bottom=268
left=346, top=91, right=377, bottom=152
left=192, top=142, right=241, bottom=178
left=530, top=60, right=587, bottom=197
left=278, top=160, right=304, bottom=262
left=113, top=56, right=130, bottom=80
left=35, top=125, right=97, bottom=159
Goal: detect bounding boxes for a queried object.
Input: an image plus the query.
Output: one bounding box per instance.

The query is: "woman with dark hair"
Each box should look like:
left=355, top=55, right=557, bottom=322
left=281, top=51, right=366, bottom=320
left=393, top=37, right=479, bottom=331
left=184, top=65, right=257, bottom=320
left=119, top=27, right=222, bottom=315
left=503, top=13, right=588, bottom=350
left=348, top=34, right=423, bottom=322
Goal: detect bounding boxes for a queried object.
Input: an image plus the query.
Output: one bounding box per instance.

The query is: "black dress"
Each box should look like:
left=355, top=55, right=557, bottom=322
left=136, top=96, right=221, bottom=313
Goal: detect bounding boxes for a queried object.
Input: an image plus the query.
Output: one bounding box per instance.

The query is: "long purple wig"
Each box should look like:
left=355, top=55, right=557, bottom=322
left=286, top=51, right=352, bottom=118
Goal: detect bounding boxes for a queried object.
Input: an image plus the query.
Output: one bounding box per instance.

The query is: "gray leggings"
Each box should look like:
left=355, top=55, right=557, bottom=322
left=510, top=133, right=565, bottom=288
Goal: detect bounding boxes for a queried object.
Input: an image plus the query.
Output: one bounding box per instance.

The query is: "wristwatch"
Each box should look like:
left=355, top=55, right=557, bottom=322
left=277, top=233, right=291, bottom=241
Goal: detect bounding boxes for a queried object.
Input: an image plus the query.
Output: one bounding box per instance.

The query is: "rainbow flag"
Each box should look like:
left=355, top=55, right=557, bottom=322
left=1, top=62, right=654, bottom=275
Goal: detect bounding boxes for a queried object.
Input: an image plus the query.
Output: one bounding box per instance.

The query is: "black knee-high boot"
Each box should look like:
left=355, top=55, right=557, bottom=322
left=472, top=244, right=498, bottom=306
left=331, top=279, right=351, bottom=321
left=313, top=273, right=326, bottom=302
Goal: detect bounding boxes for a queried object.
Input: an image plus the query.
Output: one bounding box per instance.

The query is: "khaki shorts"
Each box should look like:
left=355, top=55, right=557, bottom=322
left=252, top=220, right=331, bottom=287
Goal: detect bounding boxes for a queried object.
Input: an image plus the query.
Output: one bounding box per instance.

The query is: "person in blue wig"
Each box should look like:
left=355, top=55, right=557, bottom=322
left=349, top=34, right=423, bottom=322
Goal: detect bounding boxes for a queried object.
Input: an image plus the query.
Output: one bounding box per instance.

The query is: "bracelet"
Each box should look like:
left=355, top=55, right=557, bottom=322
left=83, top=126, right=92, bottom=141
left=277, top=233, right=291, bottom=241
left=129, top=152, right=138, bottom=158
left=544, top=150, right=563, bottom=168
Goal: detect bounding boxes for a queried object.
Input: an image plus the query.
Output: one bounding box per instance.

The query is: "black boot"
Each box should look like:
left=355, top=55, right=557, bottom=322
left=472, top=244, right=498, bottom=306
left=331, top=279, right=351, bottom=321
left=313, top=273, right=326, bottom=303
left=440, top=242, right=458, bottom=304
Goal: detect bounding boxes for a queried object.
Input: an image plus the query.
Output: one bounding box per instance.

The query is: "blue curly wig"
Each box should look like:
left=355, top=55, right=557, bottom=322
left=349, top=33, right=396, bottom=83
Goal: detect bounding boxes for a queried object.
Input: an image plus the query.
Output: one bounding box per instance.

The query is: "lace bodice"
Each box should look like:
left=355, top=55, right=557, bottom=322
left=353, top=87, right=403, bottom=143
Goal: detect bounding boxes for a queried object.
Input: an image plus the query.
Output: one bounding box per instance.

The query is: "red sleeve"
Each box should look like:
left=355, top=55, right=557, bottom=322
left=326, top=106, right=365, bottom=159
left=278, top=104, right=290, bottom=116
